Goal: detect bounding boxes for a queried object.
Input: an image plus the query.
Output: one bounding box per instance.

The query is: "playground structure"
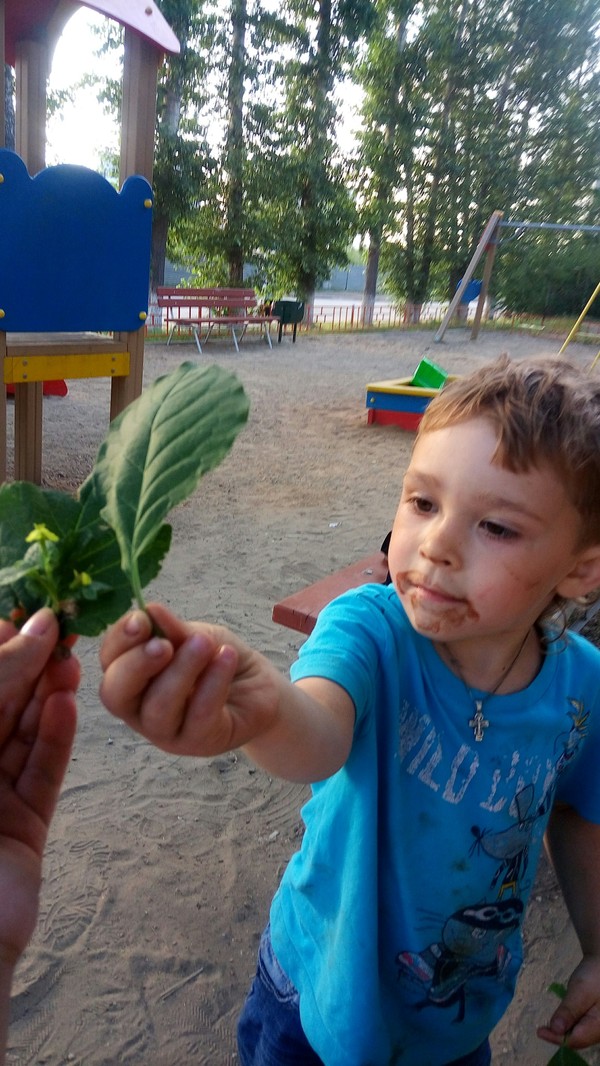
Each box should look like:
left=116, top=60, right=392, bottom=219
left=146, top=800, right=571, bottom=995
left=434, top=211, right=600, bottom=344
left=0, top=0, right=180, bottom=483
left=366, top=211, right=599, bottom=426
left=366, top=358, right=452, bottom=430
left=559, top=281, right=600, bottom=369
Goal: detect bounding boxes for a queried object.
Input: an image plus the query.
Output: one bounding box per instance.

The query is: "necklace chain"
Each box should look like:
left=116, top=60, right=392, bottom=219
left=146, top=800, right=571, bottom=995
left=442, top=631, right=531, bottom=743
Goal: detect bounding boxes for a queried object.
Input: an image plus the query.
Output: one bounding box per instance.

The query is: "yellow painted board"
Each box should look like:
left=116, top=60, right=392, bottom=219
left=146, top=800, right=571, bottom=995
left=365, top=375, right=457, bottom=397
left=4, top=352, right=130, bottom=384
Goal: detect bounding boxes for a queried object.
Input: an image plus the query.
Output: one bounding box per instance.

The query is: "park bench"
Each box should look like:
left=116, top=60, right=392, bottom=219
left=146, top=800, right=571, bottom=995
left=272, top=550, right=389, bottom=635
left=156, top=287, right=279, bottom=353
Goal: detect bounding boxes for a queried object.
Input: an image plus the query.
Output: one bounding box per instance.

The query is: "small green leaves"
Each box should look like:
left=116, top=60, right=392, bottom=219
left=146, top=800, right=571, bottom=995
left=0, top=363, right=249, bottom=636
left=546, top=1046, right=589, bottom=1065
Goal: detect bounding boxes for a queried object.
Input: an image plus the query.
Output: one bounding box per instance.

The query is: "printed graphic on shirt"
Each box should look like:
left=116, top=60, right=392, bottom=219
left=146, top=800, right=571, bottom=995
left=397, top=898, right=523, bottom=1022
left=396, top=697, right=588, bottom=1022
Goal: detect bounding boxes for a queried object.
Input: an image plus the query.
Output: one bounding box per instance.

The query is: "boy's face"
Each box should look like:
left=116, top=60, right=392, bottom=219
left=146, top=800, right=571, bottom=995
left=387, top=416, right=588, bottom=644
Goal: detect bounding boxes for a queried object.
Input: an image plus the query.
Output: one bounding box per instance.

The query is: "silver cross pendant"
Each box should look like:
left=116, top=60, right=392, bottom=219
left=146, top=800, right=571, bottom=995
left=469, top=701, right=490, bottom=742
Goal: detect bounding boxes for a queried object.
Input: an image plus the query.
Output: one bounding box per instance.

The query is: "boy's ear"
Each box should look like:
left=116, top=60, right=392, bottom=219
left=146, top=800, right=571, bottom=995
left=556, top=544, right=600, bottom=600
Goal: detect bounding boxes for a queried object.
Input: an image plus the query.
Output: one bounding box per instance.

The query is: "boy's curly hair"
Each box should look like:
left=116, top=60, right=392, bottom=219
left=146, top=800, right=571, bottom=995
left=419, top=355, right=600, bottom=549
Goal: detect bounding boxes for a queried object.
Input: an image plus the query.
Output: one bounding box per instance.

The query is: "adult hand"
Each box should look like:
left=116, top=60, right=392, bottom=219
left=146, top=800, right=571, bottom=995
left=0, top=608, right=79, bottom=1001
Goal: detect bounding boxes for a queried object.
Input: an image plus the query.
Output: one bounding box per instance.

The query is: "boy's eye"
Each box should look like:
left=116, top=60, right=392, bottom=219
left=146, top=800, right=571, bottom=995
left=411, top=496, right=434, bottom=514
left=480, top=520, right=517, bottom=540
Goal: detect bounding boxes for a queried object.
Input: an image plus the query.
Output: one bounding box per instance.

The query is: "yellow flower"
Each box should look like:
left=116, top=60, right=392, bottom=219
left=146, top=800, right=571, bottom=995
left=71, top=570, right=92, bottom=588
left=25, top=523, right=60, bottom=544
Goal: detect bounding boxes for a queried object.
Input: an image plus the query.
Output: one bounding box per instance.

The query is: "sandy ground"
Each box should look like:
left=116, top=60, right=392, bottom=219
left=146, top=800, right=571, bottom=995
left=5, top=325, right=600, bottom=1065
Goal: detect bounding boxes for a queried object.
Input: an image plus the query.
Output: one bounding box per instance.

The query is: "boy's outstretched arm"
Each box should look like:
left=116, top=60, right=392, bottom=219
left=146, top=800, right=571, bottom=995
left=99, top=604, right=355, bottom=784
left=538, top=804, right=600, bottom=1050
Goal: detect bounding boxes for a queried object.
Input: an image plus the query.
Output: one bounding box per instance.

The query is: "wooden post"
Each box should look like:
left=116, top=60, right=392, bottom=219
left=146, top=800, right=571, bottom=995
left=0, top=333, right=6, bottom=483
left=470, top=218, right=502, bottom=341
left=14, top=36, right=48, bottom=483
left=434, top=211, right=504, bottom=344
left=0, top=3, right=5, bottom=481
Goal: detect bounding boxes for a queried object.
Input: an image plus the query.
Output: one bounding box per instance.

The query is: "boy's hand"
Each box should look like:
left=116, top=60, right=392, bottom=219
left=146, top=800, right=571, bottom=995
left=99, top=604, right=282, bottom=757
left=538, top=956, right=600, bottom=1050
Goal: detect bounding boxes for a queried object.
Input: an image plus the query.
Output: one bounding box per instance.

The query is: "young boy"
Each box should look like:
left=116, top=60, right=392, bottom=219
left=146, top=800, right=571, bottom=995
left=99, top=356, right=600, bottom=1066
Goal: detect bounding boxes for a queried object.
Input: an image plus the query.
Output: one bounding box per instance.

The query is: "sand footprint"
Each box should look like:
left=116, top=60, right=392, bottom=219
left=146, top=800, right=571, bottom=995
left=39, top=837, right=111, bottom=953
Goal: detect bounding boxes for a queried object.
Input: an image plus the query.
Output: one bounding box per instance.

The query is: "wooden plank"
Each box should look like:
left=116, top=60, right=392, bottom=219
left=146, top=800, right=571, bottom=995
left=6, top=333, right=125, bottom=356
left=272, top=551, right=389, bottom=635
left=4, top=351, right=130, bottom=383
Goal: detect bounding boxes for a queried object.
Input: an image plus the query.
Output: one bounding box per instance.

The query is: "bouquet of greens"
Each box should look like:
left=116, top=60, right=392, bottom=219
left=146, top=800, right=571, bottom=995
left=0, top=362, right=249, bottom=638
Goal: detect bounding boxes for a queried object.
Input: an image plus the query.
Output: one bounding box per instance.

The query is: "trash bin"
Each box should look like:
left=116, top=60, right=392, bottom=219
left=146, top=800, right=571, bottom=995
left=271, top=299, right=305, bottom=343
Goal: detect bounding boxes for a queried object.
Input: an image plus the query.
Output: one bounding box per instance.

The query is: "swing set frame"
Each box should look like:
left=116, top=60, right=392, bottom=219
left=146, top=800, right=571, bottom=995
left=434, top=211, right=600, bottom=348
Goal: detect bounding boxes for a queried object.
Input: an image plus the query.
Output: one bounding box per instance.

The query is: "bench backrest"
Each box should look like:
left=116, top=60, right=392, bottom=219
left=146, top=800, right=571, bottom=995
left=157, top=287, right=258, bottom=311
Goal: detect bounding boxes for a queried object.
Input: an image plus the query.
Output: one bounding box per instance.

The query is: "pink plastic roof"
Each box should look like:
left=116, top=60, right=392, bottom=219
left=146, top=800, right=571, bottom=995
left=4, top=0, right=180, bottom=66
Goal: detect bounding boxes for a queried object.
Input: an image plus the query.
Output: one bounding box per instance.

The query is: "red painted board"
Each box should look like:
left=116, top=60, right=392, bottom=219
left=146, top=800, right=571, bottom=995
left=367, top=409, right=422, bottom=430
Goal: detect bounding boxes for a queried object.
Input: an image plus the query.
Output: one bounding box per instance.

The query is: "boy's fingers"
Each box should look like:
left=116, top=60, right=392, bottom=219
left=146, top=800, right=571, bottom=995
left=99, top=604, right=195, bottom=671
left=138, top=636, right=238, bottom=745
left=99, top=609, right=155, bottom=670
left=538, top=982, right=600, bottom=1050
left=99, top=637, right=176, bottom=719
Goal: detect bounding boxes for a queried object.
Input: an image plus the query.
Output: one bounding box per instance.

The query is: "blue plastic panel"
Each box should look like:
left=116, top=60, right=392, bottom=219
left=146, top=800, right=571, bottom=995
left=366, top=390, right=430, bottom=413
left=0, top=149, right=152, bottom=332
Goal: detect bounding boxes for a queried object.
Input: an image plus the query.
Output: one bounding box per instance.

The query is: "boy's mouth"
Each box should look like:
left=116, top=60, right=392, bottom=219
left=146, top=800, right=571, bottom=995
left=397, top=572, right=464, bottom=606
left=395, top=572, right=480, bottom=628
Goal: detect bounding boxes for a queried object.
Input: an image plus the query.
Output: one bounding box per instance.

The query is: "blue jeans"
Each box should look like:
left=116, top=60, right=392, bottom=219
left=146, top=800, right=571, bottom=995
left=237, top=926, right=492, bottom=1066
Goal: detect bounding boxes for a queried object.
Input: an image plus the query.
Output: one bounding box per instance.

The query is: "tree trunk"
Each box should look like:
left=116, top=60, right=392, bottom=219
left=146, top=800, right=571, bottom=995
left=150, top=212, right=169, bottom=293
left=411, top=0, right=469, bottom=306
left=362, top=237, right=380, bottom=324
left=4, top=65, right=15, bottom=149
left=298, top=0, right=333, bottom=301
left=225, top=0, right=246, bottom=287
left=361, top=12, right=411, bottom=316
left=150, top=56, right=184, bottom=294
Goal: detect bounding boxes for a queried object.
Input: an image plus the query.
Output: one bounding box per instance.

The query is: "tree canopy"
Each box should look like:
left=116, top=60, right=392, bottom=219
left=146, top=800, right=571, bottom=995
left=25, top=0, right=600, bottom=315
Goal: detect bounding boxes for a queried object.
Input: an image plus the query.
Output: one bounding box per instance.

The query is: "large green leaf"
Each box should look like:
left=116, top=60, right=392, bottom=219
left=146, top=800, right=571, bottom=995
left=75, top=477, right=172, bottom=636
left=82, top=362, right=250, bottom=605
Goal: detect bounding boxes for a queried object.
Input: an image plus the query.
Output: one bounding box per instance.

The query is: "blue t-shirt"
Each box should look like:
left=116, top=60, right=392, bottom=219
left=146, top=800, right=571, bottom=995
left=269, top=584, right=600, bottom=1066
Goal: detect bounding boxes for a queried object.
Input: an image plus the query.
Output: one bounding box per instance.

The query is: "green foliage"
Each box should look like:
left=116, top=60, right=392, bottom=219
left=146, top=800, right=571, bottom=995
left=0, top=364, right=249, bottom=637
left=546, top=1049, right=589, bottom=1065
left=356, top=0, right=600, bottom=312
left=495, top=233, right=600, bottom=317
left=47, top=0, right=600, bottom=314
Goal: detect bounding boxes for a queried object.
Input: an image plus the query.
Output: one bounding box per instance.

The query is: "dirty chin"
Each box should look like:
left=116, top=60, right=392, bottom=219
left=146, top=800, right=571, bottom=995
left=394, top=574, right=479, bottom=634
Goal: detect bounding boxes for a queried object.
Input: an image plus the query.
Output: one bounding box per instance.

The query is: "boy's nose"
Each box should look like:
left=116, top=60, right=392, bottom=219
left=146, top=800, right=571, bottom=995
left=419, top=519, right=462, bottom=568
